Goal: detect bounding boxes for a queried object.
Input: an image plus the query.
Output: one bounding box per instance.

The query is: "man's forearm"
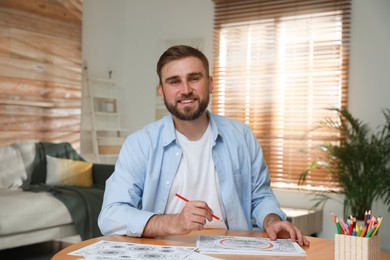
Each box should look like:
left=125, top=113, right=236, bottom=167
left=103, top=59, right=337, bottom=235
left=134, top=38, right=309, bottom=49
left=142, top=201, right=213, bottom=237
left=142, top=214, right=184, bottom=237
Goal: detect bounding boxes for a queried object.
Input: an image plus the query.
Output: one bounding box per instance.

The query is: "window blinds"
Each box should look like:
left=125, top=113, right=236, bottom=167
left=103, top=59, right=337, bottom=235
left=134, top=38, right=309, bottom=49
left=212, top=0, right=351, bottom=190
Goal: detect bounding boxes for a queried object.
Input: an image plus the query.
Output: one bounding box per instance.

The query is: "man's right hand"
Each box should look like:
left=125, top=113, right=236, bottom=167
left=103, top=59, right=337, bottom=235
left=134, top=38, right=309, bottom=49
left=142, top=200, right=213, bottom=237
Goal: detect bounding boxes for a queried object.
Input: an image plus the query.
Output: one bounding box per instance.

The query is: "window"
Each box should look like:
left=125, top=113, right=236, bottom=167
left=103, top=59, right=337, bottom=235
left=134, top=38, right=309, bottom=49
left=212, top=0, right=351, bottom=190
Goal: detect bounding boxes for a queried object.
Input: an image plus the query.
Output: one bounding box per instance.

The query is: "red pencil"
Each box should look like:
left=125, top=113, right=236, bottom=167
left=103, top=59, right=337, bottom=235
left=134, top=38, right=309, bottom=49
left=175, top=193, right=224, bottom=222
left=349, top=218, right=356, bottom=236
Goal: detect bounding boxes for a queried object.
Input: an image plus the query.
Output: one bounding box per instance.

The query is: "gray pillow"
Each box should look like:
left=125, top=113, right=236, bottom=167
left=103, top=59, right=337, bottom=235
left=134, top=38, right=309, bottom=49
left=0, top=145, right=27, bottom=189
left=12, top=142, right=36, bottom=185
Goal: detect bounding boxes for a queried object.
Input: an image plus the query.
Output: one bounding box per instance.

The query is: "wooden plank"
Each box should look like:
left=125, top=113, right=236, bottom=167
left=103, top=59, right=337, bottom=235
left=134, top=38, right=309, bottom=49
left=9, top=28, right=81, bottom=67
left=0, top=0, right=82, bottom=149
left=54, top=0, right=83, bottom=23
left=0, top=76, right=81, bottom=97
left=0, top=25, right=81, bottom=64
left=0, top=98, right=54, bottom=107
left=0, top=56, right=81, bottom=85
left=0, top=0, right=82, bottom=25
left=0, top=131, right=80, bottom=151
left=0, top=115, right=80, bottom=131
left=98, top=136, right=125, bottom=146
left=98, top=145, right=121, bottom=155
left=0, top=26, right=11, bottom=56
left=0, top=131, right=80, bottom=140
left=0, top=8, right=81, bottom=41
left=0, top=96, right=81, bottom=108
left=0, top=105, right=81, bottom=116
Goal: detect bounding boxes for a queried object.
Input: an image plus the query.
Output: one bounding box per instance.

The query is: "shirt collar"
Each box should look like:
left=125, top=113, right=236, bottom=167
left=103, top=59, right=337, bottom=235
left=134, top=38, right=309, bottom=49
left=208, top=111, right=223, bottom=144
left=161, top=111, right=223, bottom=148
left=161, top=114, right=176, bottom=148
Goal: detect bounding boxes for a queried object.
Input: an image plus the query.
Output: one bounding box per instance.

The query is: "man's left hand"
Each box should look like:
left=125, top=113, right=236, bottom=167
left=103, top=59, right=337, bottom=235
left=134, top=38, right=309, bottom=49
left=263, top=213, right=310, bottom=246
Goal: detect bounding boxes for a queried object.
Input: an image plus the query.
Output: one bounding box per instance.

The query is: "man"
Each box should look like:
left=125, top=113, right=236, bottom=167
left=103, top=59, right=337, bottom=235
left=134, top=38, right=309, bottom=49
left=98, top=45, right=310, bottom=246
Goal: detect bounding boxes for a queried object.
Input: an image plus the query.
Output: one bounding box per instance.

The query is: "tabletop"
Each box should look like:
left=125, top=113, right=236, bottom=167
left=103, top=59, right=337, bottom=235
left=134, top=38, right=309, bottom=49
left=52, top=229, right=390, bottom=260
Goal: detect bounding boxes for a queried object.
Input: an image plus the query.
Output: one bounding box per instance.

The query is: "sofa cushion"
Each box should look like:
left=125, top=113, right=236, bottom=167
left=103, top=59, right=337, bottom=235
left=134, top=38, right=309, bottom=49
left=12, top=142, right=36, bottom=185
left=46, top=156, right=93, bottom=187
left=92, top=163, right=115, bottom=188
left=0, top=189, right=73, bottom=235
left=30, top=142, right=85, bottom=184
left=0, top=146, right=27, bottom=189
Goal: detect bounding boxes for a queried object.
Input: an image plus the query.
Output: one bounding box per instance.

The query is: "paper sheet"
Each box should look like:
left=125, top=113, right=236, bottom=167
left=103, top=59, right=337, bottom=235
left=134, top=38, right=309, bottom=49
left=68, top=240, right=220, bottom=260
left=196, top=235, right=307, bottom=256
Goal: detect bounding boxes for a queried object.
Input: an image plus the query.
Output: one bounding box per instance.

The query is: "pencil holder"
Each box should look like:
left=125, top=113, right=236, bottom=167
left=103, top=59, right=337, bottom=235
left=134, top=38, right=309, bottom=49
left=334, top=234, right=381, bottom=260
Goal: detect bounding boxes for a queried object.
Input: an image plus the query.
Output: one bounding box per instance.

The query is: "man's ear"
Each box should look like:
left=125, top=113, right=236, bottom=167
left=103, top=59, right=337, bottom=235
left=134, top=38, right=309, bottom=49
left=209, top=76, right=214, bottom=94
left=157, top=84, right=164, bottom=100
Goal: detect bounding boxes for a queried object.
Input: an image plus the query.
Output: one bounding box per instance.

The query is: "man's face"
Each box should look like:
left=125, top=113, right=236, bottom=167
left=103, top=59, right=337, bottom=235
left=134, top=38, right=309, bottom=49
left=158, top=56, right=213, bottom=121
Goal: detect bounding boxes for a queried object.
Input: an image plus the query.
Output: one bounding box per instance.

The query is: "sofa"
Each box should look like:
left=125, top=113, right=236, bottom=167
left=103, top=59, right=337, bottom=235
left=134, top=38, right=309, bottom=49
left=0, top=142, right=114, bottom=250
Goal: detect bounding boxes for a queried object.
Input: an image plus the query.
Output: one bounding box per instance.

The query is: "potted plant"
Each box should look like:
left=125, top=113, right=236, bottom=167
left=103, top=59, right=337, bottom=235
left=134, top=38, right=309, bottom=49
left=298, top=107, right=390, bottom=220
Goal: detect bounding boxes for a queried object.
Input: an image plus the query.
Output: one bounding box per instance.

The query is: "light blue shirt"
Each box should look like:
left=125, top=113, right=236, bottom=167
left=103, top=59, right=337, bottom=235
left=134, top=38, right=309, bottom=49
left=98, top=112, right=286, bottom=237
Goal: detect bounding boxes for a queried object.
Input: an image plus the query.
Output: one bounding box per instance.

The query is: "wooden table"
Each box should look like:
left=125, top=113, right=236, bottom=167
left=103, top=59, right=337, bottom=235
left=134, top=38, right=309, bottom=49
left=53, top=229, right=390, bottom=260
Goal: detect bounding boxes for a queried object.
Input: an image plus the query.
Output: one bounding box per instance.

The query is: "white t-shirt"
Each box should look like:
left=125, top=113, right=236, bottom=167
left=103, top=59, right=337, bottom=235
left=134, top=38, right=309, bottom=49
left=165, top=124, right=227, bottom=229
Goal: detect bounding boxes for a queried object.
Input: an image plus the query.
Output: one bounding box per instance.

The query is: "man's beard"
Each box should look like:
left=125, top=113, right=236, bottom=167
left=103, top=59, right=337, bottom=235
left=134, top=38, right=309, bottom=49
left=163, top=94, right=209, bottom=121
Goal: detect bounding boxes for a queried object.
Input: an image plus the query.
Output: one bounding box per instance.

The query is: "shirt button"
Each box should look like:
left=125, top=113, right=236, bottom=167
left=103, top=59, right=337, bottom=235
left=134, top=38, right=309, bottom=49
left=176, top=152, right=180, bottom=156
left=166, top=181, right=170, bottom=185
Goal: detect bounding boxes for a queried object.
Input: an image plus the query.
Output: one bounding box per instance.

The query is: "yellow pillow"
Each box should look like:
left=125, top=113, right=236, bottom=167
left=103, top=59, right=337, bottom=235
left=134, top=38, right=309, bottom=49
left=46, top=155, right=93, bottom=187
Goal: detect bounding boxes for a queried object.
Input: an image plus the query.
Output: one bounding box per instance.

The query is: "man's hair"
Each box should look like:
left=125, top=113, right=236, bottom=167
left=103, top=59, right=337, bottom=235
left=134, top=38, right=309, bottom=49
left=157, top=45, right=210, bottom=85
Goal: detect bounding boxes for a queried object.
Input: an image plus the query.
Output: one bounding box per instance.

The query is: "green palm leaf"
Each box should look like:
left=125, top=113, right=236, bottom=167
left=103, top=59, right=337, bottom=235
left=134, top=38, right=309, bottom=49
left=299, top=107, right=390, bottom=219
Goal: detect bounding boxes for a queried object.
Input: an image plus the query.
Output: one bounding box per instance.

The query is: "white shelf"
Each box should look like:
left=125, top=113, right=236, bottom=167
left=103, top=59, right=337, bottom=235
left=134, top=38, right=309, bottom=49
left=98, top=136, right=125, bottom=145
left=92, top=94, right=118, bottom=100
left=282, top=207, right=323, bottom=236
left=82, top=128, right=129, bottom=133
left=80, top=62, right=129, bottom=164
left=95, top=112, right=119, bottom=116
left=89, top=76, right=117, bottom=85
left=251, top=208, right=322, bottom=236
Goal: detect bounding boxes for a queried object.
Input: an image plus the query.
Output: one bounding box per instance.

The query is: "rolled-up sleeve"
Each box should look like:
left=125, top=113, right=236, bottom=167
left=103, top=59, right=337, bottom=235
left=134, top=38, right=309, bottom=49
left=246, top=126, right=286, bottom=229
left=98, top=116, right=178, bottom=237
left=98, top=133, right=155, bottom=237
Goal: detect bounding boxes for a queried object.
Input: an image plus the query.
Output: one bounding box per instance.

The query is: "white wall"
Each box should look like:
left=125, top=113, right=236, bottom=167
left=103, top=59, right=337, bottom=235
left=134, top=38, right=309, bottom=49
left=83, top=0, right=390, bottom=251
left=82, top=0, right=126, bottom=89
left=121, top=0, right=213, bottom=131
left=348, top=0, right=390, bottom=128
left=83, top=0, right=213, bottom=133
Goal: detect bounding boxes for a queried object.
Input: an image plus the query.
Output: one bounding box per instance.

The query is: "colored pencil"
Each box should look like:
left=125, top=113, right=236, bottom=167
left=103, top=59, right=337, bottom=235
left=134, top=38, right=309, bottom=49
left=175, top=193, right=224, bottom=222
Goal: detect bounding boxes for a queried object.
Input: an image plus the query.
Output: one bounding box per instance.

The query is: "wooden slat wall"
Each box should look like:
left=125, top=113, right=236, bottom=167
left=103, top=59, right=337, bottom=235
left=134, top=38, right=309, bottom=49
left=0, top=0, right=82, bottom=150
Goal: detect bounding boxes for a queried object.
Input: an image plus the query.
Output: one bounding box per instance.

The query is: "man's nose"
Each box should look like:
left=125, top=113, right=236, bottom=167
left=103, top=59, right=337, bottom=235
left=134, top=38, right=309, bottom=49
left=181, top=81, right=192, bottom=94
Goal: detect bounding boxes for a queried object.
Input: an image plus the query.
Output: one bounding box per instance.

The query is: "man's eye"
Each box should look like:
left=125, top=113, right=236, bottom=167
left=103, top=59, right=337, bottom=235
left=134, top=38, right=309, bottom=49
left=168, top=79, right=180, bottom=85
left=189, top=76, right=200, bottom=82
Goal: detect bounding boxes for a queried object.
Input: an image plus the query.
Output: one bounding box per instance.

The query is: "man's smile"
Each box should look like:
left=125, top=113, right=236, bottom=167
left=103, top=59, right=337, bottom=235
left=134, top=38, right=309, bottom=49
left=178, top=98, right=196, bottom=104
